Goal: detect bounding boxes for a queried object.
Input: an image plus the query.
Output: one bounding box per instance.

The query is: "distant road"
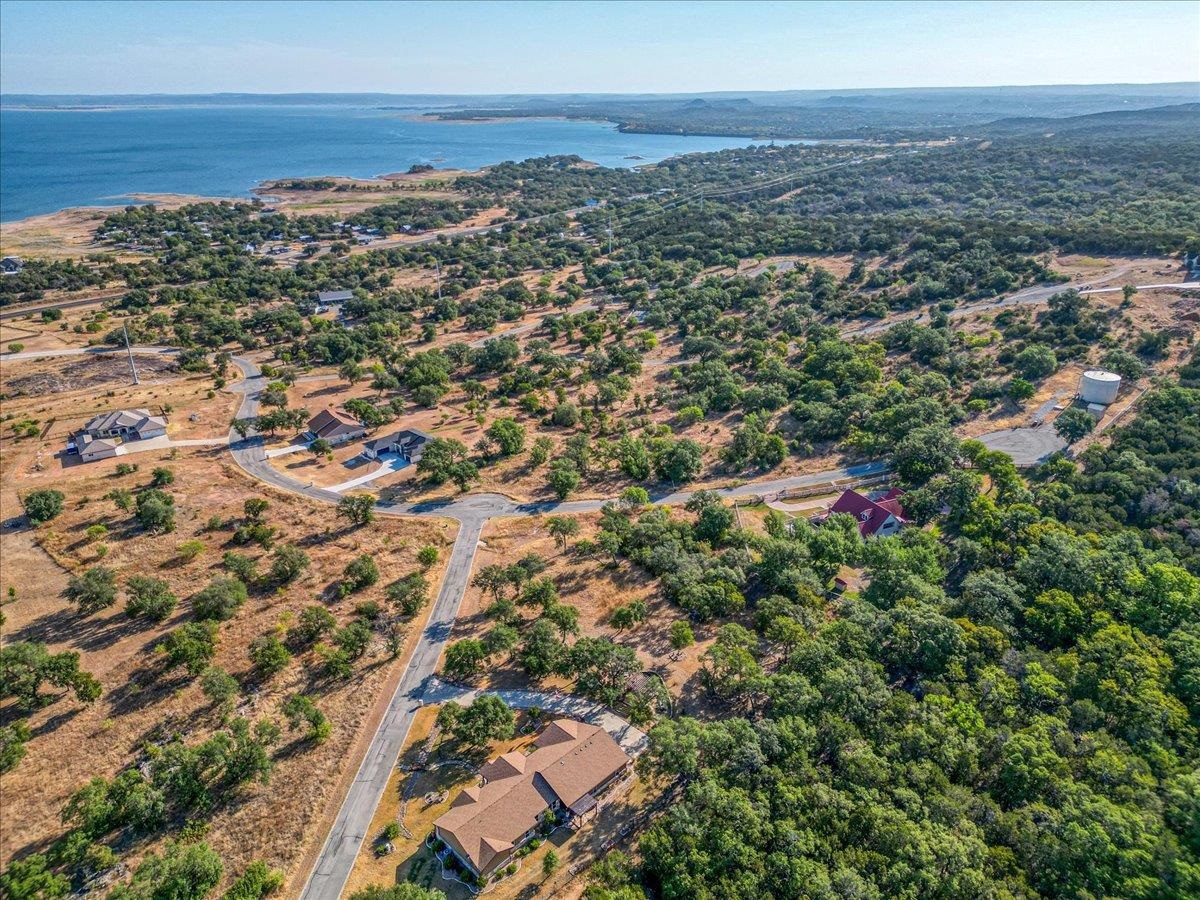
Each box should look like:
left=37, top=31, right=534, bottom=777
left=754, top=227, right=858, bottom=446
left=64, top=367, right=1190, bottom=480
left=0, top=205, right=597, bottom=321
left=0, top=344, right=177, bottom=362
left=842, top=279, right=1197, bottom=338
left=0, top=291, right=127, bottom=321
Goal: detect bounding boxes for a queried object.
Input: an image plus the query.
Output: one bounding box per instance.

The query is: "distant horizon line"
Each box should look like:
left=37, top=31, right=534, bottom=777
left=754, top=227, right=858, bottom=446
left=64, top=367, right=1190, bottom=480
left=3, top=80, right=1198, bottom=100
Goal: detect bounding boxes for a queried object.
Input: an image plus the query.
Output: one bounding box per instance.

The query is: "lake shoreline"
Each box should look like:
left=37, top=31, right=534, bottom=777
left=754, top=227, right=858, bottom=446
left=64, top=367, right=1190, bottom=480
left=0, top=105, right=828, bottom=222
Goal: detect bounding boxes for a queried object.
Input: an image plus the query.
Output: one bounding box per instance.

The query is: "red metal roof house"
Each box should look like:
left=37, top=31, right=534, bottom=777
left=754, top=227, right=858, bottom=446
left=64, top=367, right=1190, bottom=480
left=820, top=488, right=909, bottom=538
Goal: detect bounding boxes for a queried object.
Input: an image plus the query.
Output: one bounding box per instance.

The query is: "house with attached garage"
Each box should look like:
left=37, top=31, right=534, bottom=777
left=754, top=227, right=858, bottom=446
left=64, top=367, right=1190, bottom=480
left=69, top=408, right=168, bottom=462
left=362, top=427, right=433, bottom=461
left=304, top=407, right=365, bottom=446
left=434, top=719, right=631, bottom=879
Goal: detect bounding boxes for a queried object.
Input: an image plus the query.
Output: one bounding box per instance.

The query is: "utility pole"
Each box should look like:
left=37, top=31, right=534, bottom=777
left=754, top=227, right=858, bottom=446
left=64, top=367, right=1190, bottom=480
left=699, top=189, right=705, bottom=214
left=606, top=212, right=614, bottom=256
left=434, top=258, right=443, bottom=302
left=123, top=322, right=139, bottom=385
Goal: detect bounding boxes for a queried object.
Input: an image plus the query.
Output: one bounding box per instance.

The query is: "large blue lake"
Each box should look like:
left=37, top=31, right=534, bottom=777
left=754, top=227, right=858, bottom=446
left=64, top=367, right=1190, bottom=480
left=0, top=105, right=800, bottom=221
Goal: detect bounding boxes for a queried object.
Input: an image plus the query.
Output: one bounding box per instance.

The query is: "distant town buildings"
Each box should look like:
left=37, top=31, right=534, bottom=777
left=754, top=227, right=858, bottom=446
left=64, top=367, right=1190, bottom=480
left=434, top=719, right=631, bottom=879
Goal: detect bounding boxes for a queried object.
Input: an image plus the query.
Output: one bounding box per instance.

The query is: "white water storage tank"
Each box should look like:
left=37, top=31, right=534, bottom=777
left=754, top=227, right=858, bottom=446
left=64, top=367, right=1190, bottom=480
left=1080, top=370, right=1121, bottom=405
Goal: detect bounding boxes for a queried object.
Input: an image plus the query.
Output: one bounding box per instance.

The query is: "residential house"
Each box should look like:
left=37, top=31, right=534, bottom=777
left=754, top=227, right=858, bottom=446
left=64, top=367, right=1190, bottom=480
left=817, top=487, right=908, bottom=538
left=81, top=409, right=168, bottom=441
left=316, top=289, right=354, bottom=304
left=304, top=407, right=365, bottom=446
left=434, top=719, right=631, bottom=879
left=362, top=428, right=432, bottom=461
left=69, top=408, right=168, bottom=462
left=1, top=256, right=23, bottom=275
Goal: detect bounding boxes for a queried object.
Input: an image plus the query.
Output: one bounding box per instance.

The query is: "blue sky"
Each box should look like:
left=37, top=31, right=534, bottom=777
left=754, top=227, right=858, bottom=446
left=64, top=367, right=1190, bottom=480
left=1, top=0, right=1197, bottom=95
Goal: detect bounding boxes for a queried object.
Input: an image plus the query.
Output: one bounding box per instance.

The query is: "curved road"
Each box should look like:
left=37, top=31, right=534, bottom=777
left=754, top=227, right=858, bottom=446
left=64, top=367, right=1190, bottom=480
left=8, top=271, right=1194, bottom=898
left=220, top=353, right=883, bottom=900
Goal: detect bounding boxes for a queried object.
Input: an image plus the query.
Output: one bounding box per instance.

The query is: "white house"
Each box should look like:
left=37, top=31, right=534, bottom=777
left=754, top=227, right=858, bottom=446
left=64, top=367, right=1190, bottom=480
left=362, top=428, right=432, bottom=461
left=82, top=409, right=168, bottom=441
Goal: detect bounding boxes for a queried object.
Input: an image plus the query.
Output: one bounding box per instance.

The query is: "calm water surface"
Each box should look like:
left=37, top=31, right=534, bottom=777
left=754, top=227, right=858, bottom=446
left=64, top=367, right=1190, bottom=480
left=0, top=105, right=804, bottom=221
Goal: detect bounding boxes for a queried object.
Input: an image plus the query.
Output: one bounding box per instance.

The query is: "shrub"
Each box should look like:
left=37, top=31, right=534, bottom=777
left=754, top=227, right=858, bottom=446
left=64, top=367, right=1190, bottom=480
left=200, top=666, right=239, bottom=708
left=162, top=622, right=218, bottom=674
left=551, top=402, right=580, bottom=427
left=177, top=539, right=205, bottom=561
left=150, top=467, right=175, bottom=487
left=222, top=551, right=258, bottom=582
left=65, top=566, right=119, bottom=614
left=22, top=489, right=64, bottom=525
left=317, top=643, right=353, bottom=679
left=355, top=600, right=383, bottom=621
left=221, top=861, right=284, bottom=899
left=386, top=572, right=428, bottom=616
left=334, top=621, right=372, bottom=658
left=249, top=635, right=291, bottom=678
left=192, top=577, right=248, bottom=621
left=292, top=605, right=336, bottom=645
left=340, top=554, right=380, bottom=596
left=269, top=544, right=309, bottom=584
left=416, top=545, right=439, bottom=568
left=125, top=576, right=178, bottom=622
left=279, top=694, right=333, bottom=745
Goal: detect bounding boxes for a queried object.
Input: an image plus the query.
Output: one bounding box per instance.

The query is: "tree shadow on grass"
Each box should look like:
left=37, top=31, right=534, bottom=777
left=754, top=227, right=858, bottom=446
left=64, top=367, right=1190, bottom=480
left=5, top=606, right=150, bottom=655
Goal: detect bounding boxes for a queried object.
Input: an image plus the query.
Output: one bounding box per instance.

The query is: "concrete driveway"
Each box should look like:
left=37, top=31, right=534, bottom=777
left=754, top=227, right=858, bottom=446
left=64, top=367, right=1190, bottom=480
left=327, top=455, right=410, bottom=494
left=422, top=677, right=649, bottom=757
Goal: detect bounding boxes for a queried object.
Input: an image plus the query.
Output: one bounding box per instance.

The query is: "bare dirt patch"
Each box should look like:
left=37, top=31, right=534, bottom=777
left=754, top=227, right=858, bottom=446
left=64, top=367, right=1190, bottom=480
left=2, top=353, right=180, bottom=397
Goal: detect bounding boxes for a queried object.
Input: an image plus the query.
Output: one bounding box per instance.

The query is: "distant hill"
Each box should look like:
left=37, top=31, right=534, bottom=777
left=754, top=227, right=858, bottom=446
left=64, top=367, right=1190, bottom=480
left=979, top=102, right=1200, bottom=139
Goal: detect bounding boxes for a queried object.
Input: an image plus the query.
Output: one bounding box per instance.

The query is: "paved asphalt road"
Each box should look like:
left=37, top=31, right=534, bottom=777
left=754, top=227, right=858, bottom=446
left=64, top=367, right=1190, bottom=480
left=301, top=516, right=484, bottom=900
left=12, top=266, right=1190, bottom=896
left=842, top=279, right=1197, bottom=338
left=0, top=344, right=178, bottom=362
left=218, top=354, right=889, bottom=900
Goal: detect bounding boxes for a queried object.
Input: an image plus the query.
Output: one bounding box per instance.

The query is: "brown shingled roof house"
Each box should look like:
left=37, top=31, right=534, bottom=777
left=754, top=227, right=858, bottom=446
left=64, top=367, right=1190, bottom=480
left=433, top=719, right=631, bottom=878
left=304, top=407, right=365, bottom=446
